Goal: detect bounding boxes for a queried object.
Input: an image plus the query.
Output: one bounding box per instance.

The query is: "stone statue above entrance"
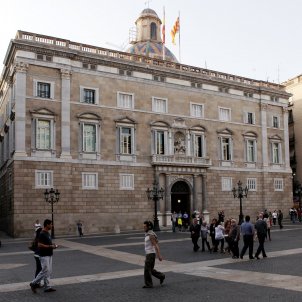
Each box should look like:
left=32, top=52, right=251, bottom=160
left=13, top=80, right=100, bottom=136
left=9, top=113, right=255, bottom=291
left=174, top=131, right=186, bottom=154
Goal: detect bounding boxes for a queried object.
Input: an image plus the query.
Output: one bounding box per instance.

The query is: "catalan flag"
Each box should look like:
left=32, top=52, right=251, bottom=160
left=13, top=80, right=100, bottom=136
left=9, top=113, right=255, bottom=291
left=171, top=17, right=180, bottom=45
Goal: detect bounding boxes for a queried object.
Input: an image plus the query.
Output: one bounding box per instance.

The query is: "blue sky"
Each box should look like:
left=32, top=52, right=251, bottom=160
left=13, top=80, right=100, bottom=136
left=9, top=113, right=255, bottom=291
left=1, top=0, right=301, bottom=83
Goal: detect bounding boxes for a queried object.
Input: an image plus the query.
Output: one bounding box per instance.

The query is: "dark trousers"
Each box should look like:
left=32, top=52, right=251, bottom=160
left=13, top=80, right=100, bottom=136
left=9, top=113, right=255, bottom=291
left=230, top=239, right=239, bottom=257
left=255, top=234, right=267, bottom=257
left=191, top=236, right=200, bottom=251
left=144, top=253, right=165, bottom=287
left=240, top=234, right=254, bottom=258
left=201, top=237, right=211, bottom=251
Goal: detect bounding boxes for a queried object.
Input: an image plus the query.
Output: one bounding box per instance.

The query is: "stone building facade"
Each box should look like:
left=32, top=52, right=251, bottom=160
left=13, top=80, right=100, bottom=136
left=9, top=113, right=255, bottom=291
left=0, top=8, right=292, bottom=237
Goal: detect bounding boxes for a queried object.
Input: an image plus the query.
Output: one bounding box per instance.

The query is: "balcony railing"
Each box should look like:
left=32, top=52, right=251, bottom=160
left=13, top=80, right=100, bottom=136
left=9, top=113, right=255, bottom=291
left=151, top=155, right=212, bottom=166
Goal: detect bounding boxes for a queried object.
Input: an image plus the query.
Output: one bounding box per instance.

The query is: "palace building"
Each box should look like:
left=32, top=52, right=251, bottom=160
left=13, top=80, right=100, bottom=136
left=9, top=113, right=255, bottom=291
left=0, top=8, right=292, bottom=237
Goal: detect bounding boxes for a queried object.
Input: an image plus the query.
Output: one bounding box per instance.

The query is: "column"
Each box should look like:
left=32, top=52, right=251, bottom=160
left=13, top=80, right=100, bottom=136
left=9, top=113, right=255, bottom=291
left=260, top=103, right=268, bottom=167
left=60, top=69, right=72, bottom=159
left=283, top=107, right=290, bottom=169
left=201, top=174, right=210, bottom=223
left=14, top=62, right=28, bottom=157
left=193, top=174, right=198, bottom=210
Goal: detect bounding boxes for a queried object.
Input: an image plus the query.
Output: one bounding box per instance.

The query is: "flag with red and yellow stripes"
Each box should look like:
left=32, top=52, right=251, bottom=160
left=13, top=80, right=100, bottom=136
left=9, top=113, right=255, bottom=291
left=171, top=17, right=180, bottom=45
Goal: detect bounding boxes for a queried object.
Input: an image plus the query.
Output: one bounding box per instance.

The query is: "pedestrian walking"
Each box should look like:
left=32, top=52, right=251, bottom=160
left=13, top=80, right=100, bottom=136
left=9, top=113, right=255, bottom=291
left=278, top=210, right=283, bottom=229
left=171, top=211, right=177, bottom=232
left=142, top=220, right=165, bottom=288
left=240, top=215, right=255, bottom=259
left=272, top=210, right=277, bottom=225
left=254, top=214, right=268, bottom=259
left=32, top=227, right=43, bottom=281
left=200, top=221, right=211, bottom=252
left=229, top=219, right=240, bottom=258
left=77, top=220, right=84, bottom=237
left=30, top=219, right=58, bottom=293
left=189, top=218, right=201, bottom=252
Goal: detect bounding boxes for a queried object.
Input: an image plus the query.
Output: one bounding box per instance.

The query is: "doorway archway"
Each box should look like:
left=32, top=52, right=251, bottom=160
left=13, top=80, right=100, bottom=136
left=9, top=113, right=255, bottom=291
left=171, top=181, right=190, bottom=217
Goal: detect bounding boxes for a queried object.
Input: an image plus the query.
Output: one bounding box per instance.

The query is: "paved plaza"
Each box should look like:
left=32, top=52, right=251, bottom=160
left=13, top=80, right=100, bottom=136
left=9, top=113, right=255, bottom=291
left=0, top=221, right=302, bottom=302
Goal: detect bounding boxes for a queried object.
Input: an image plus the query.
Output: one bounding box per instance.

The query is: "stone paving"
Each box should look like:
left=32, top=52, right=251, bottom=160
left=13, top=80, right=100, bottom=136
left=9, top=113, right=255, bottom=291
left=0, top=223, right=302, bottom=301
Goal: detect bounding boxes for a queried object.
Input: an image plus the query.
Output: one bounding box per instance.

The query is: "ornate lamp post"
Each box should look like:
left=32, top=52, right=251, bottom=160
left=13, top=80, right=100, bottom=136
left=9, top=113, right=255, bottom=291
left=44, top=188, right=60, bottom=238
left=232, top=180, right=248, bottom=225
left=146, top=181, right=164, bottom=232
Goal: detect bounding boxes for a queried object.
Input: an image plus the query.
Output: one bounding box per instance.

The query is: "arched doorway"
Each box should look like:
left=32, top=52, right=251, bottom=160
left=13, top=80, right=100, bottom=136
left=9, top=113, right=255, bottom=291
left=171, top=181, right=190, bottom=217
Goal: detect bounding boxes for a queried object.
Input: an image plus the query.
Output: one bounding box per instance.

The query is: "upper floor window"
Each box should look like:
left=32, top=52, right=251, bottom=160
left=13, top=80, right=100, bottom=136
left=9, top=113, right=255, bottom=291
left=247, top=178, right=257, bottom=191
left=190, top=103, right=204, bottom=118
left=192, top=133, right=205, bottom=158
left=152, top=97, right=167, bottom=113
left=246, top=139, right=256, bottom=162
left=120, top=174, right=134, bottom=190
left=271, top=142, right=282, bottom=164
left=34, top=80, right=54, bottom=99
left=36, top=120, right=51, bottom=149
left=245, top=112, right=255, bottom=125
left=272, top=116, right=280, bottom=128
left=219, top=107, right=231, bottom=121
left=82, top=172, right=98, bottom=190
left=220, top=137, right=232, bottom=161
left=155, top=130, right=166, bottom=155
left=221, top=177, right=232, bottom=191
left=35, top=170, right=53, bottom=188
left=117, top=92, right=134, bottom=109
left=78, top=112, right=101, bottom=159
left=80, top=86, right=99, bottom=104
left=274, top=178, right=283, bottom=191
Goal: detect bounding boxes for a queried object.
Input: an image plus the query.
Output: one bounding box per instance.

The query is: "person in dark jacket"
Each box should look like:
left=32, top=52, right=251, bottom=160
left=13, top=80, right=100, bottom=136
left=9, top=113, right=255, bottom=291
left=189, top=218, right=201, bottom=252
left=278, top=210, right=283, bottom=229
left=254, top=214, right=268, bottom=259
left=229, top=219, right=240, bottom=258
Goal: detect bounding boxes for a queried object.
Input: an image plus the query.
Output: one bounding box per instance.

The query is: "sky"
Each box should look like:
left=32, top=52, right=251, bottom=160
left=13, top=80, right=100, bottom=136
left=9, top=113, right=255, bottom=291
left=1, top=0, right=302, bottom=83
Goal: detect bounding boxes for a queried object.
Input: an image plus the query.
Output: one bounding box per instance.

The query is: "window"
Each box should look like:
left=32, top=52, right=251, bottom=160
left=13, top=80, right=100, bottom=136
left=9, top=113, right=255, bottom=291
left=82, top=124, right=97, bottom=152
left=150, top=22, right=157, bottom=40
left=155, top=130, right=165, bottom=155
left=83, top=89, right=95, bottom=104
left=247, top=178, right=257, bottom=191
left=120, top=127, right=132, bottom=154
left=35, top=170, right=53, bottom=188
left=246, top=139, right=256, bottom=162
left=120, top=174, right=134, bottom=190
left=36, top=120, right=51, bottom=149
left=221, top=177, right=232, bottom=191
left=220, top=137, right=232, bottom=160
left=152, top=97, right=167, bottom=113
left=82, top=173, right=98, bottom=189
left=272, top=142, right=281, bottom=164
left=272, top=116, right=280, bottom=128
left=274, top=178, right=283, bottom=191
left=193, top=134, right=205, bottom=157
left=190, top=103, right=204, bottom=118
left=271, top=96, right=279, bottom=102
left=219, top=107, right=231, bottom=121
left=245, top=112, right=255, bottom=125
left=34, top=80, right=54, bottom=99
left=80, top=86, right=99, bottom=105
left=37, top=82, right=50, bottom=98
left=117, top=92, right=134, bottom=109
left=244, top=92, right=253, bottom=98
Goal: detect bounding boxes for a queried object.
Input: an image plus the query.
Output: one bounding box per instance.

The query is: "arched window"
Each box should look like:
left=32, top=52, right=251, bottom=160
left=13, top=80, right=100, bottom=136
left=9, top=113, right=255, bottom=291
left=150, top=22, right=157, bottom=40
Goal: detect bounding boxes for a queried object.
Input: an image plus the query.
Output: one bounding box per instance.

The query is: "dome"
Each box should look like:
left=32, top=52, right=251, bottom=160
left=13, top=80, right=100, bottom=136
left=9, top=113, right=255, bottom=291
left=127, top=41, right=178, bottom=63
left=139, top=8, right=159, bottom=18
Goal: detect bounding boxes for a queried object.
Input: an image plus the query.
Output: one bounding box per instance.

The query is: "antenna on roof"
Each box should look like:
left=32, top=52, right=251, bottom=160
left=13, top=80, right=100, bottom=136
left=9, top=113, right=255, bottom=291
left=105, top=39, right=128, bottom=51
left=145, top=0, right=152, bottom=8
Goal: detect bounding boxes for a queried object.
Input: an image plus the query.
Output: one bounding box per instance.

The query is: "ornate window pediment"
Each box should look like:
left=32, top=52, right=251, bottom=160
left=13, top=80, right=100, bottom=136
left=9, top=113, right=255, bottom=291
left=77, top=112, right=102, bottom=121
left=217, top=128, right=233, bottom=135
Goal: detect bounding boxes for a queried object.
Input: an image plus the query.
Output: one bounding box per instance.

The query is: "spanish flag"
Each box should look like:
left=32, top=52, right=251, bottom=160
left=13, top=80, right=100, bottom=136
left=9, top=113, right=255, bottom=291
left=171, top=17, right=180, bottom=45
left=162, top=7, right=165, bottom=44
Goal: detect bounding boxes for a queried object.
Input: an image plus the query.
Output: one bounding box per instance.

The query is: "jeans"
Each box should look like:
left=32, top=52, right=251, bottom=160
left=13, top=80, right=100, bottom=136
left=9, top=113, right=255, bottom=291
left=31, top=256, right=52, bottom=289
left=144, top=253, right=165, bottom=287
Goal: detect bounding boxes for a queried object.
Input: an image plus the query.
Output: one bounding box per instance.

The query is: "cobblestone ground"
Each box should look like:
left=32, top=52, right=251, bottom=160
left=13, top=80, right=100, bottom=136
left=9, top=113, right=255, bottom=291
left=1, top=222, right=302, bottom=302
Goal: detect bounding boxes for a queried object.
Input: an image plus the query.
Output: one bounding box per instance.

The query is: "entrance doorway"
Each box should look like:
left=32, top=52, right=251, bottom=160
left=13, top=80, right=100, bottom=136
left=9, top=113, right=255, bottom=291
left=171, top=181, right=190, bottom=217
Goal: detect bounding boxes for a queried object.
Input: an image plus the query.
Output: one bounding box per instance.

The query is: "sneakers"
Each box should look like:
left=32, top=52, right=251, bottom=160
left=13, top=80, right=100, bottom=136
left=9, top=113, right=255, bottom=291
left=44, top=288, right=56, bottom=292
left=29, top=282, right=37, bottom=293
left=160, top=275, right=165, bottom=285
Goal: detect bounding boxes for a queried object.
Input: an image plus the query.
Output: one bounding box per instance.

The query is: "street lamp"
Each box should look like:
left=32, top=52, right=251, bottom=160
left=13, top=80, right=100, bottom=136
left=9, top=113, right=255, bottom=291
left=44, top=188, right=60, bottom=238
left=232, top=180, right=248, bottom=225
left=146, top=181, right=164, bottom=232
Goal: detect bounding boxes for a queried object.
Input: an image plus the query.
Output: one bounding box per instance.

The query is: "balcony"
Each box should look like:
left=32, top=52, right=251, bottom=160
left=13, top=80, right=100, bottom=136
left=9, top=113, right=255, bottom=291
left=151, top=155, right=212, bottom=167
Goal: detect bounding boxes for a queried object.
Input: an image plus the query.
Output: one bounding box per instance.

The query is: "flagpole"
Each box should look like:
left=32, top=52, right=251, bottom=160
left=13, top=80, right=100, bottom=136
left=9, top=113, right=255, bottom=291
left=178, top=11, right=181, bottom=63
left=163, top=6, right=165, bottom=60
